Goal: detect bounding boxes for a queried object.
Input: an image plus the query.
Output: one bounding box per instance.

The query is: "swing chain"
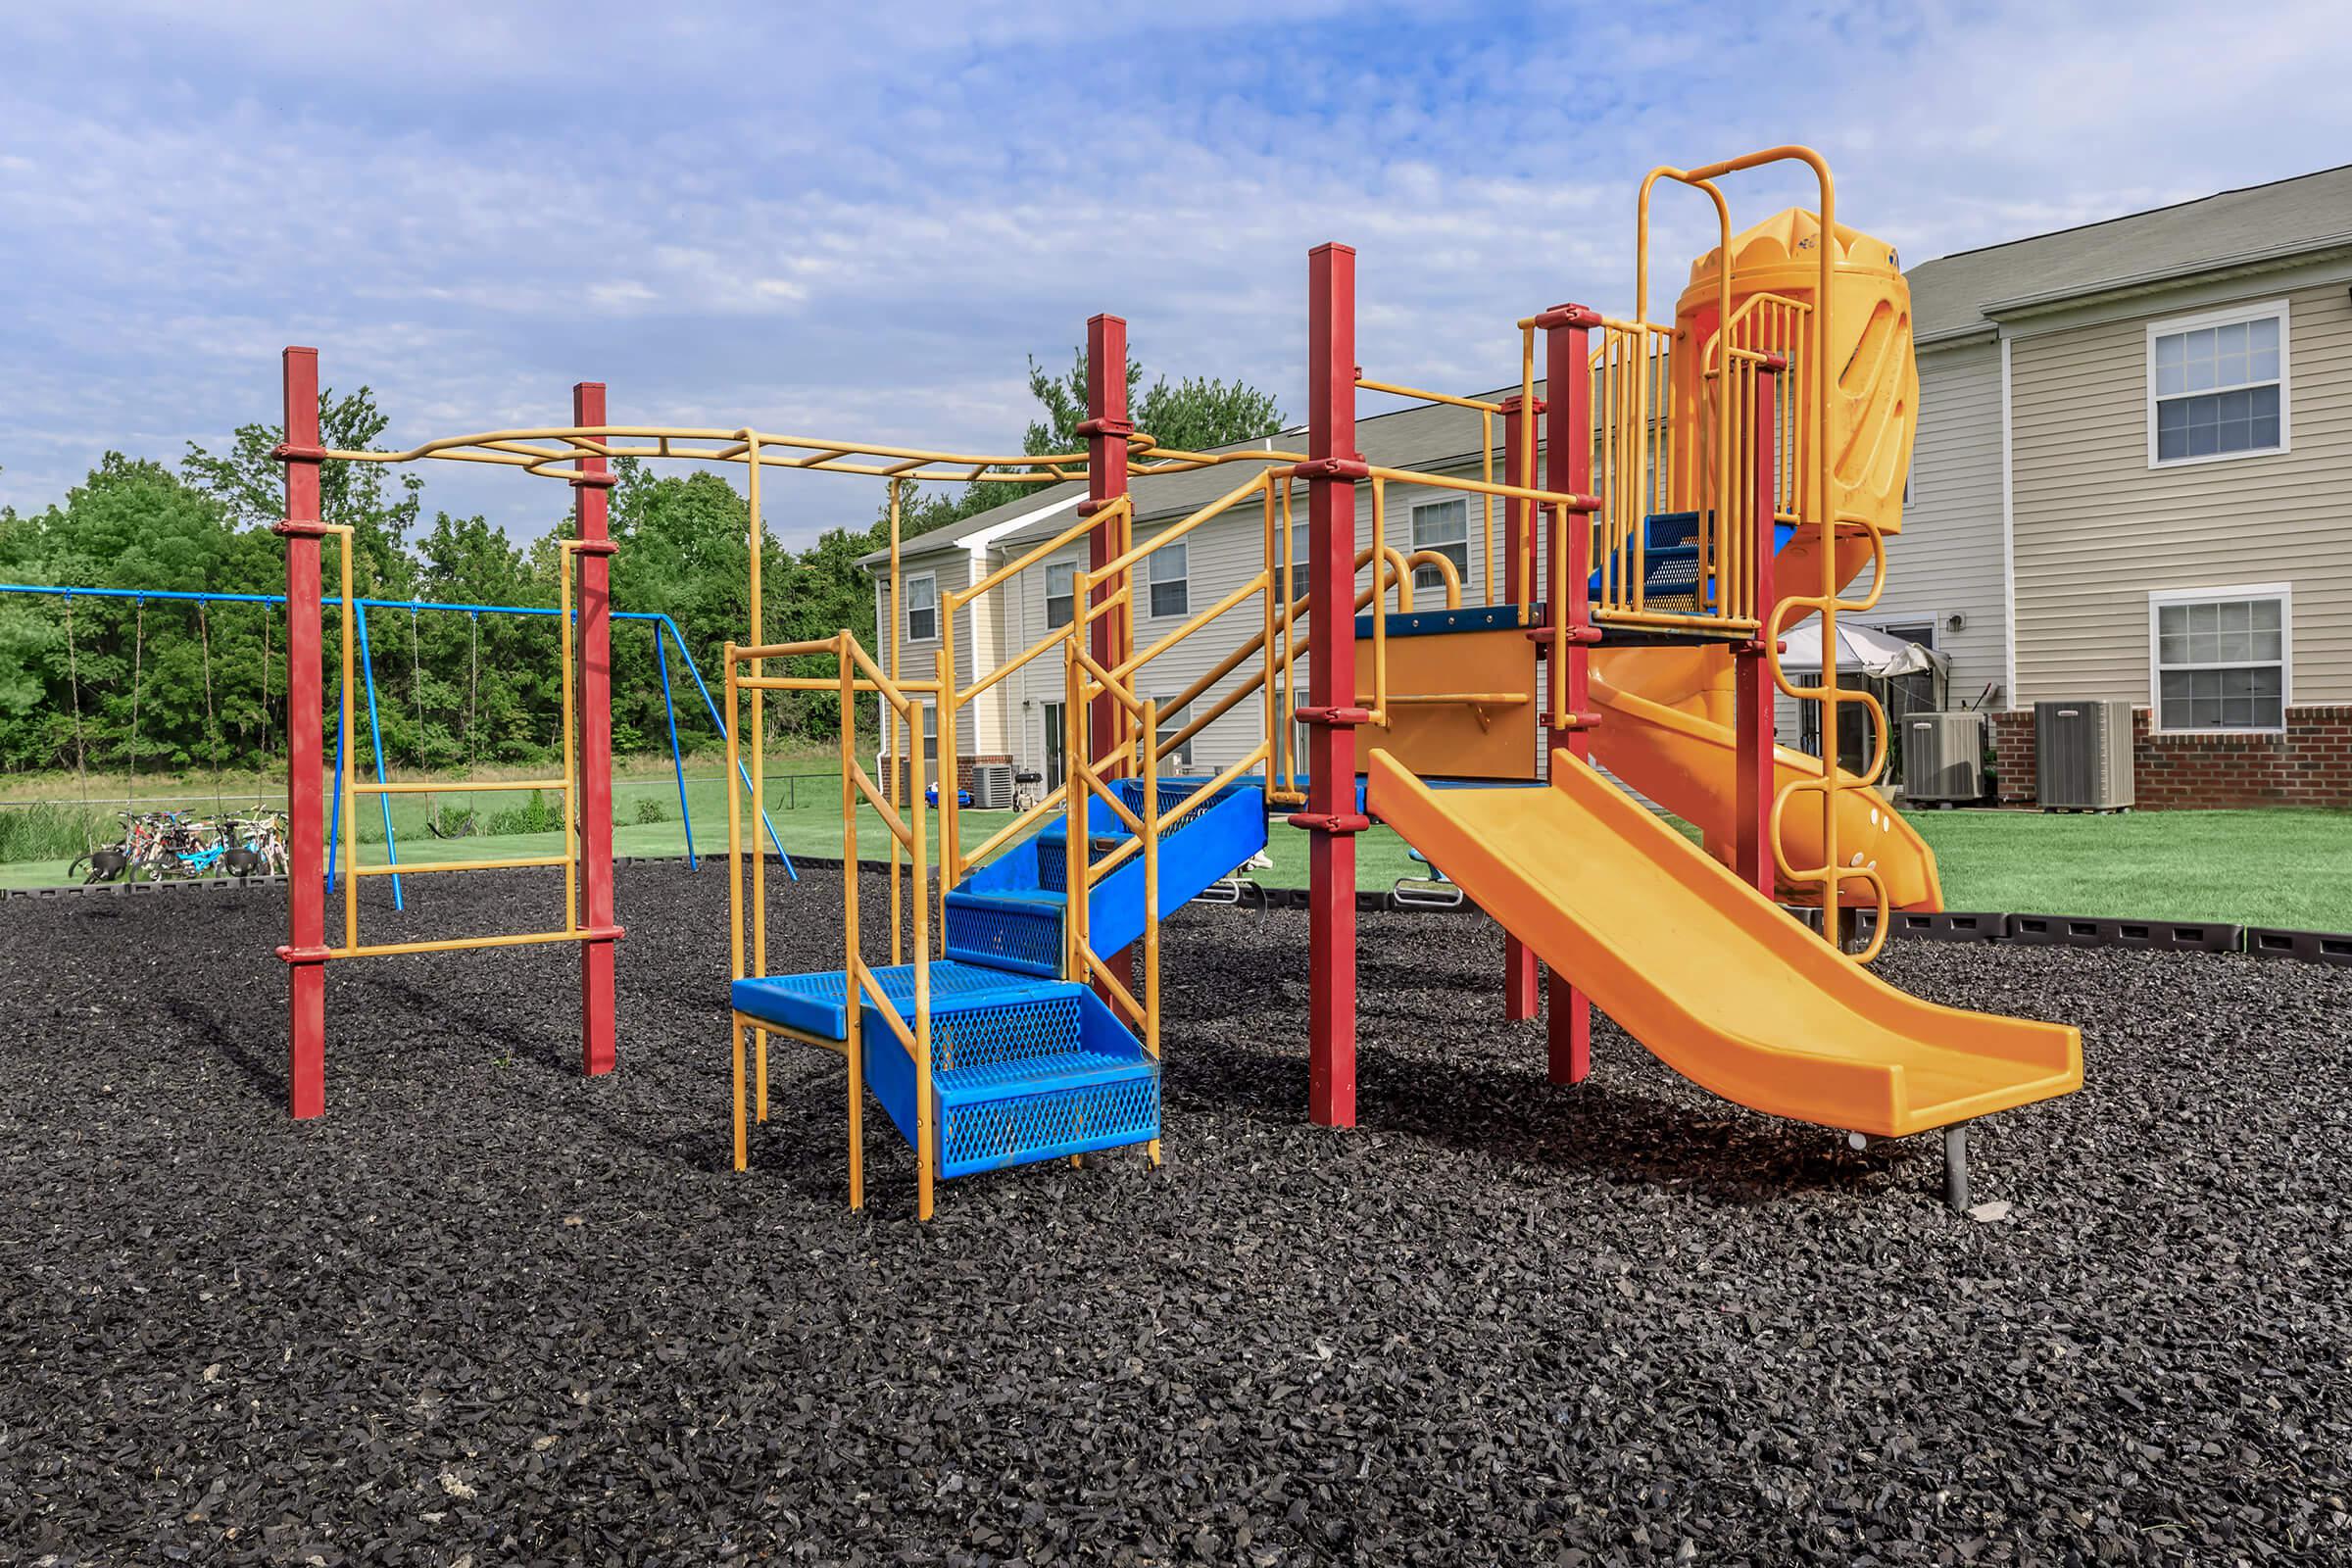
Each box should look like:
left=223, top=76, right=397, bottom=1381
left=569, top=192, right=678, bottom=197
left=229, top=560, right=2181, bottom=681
left=126, top=597, right=145, bottom=810
left=64, top=591, right=91, bottom=840
left=197, top=601, right=222, bottom=812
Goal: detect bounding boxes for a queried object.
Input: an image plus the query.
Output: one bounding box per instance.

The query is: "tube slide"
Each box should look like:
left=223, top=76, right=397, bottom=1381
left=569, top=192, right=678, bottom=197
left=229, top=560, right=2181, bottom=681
left=1590, top=531, right=1944, bottom=911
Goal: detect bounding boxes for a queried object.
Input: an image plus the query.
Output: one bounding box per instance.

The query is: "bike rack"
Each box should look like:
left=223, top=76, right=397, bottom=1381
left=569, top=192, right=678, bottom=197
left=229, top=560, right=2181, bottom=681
left=1389, top=847, right=1465, bottom=911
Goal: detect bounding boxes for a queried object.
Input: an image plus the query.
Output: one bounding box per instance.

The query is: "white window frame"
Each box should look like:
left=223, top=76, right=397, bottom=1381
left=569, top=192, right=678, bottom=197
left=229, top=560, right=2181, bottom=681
left=905, top=571, right=938, bottom=644
left=1153, top=695, right=1195, bottom=772
left=1409, top=497, right=1470, bottom=595
left=2146, top=582, right=2291, bottom=736
left=922, top=699, right=941, bottom=759
left=1044, top=560, right=1076, bottom=630
left=1148, top=541, right=1189, bottom=620
left=2145, top=299, right=2290, bottom=470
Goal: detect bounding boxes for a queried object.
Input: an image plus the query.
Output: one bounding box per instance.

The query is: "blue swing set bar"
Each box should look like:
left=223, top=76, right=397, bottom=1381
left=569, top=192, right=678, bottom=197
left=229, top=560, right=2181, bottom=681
left=1, top=580, right=793, bottom=893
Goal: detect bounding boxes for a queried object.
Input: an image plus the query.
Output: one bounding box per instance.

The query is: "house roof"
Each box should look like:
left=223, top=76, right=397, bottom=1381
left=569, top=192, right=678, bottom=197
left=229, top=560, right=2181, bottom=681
left=1907, top=163, right=2352, bottom=342
left=859, top=386, right=1536, bottom=568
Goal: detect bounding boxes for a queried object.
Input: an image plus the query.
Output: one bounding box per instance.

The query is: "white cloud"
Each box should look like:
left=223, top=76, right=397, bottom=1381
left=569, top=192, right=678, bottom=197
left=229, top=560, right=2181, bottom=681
left=1, top=0, right=2345, bottom=551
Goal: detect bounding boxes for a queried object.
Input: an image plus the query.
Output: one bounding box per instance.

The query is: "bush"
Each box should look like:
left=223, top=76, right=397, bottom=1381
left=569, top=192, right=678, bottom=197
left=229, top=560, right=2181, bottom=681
left=633, top=797, right=669, bottom=825
left=486, top=789, right=564, bottom=836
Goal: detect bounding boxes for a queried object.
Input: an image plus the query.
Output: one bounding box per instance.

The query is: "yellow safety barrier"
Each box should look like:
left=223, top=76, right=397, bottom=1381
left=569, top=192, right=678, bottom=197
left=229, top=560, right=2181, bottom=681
left=329, top=527, right=599, bottom=960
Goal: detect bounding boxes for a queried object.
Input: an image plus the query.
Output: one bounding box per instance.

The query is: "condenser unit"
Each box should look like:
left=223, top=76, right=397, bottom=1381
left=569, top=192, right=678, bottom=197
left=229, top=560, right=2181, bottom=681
left=1902, top=711, right=1986, bottom=805
left=969, top=763, right=1016, bottom=811
left=2034, top=699, right=2135, bottom=811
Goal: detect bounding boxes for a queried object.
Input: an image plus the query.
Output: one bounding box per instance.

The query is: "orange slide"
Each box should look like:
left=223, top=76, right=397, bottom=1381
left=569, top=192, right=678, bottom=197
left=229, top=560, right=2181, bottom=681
left=1365, top=749, right=2082, bottom=1140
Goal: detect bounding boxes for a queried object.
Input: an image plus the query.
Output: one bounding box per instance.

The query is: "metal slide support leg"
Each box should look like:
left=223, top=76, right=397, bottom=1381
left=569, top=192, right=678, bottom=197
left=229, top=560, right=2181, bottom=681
left=1943, top=1122, right=1972, bottom=1213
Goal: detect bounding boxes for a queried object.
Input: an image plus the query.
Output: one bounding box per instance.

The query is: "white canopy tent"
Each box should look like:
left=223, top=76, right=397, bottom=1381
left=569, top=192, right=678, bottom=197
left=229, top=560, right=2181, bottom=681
left=1778, top=620, right=1948, bottom=679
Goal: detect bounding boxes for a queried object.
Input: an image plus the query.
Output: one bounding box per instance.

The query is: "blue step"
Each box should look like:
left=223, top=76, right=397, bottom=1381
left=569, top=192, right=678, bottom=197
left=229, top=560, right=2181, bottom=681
left=1591, top=511, right=1799, bottom=602
left=948, top=778, right=1268, bottom=966
left=732, top=958, right=1044, bottom=1042
left=736, top=966, right=1159, bottom=1176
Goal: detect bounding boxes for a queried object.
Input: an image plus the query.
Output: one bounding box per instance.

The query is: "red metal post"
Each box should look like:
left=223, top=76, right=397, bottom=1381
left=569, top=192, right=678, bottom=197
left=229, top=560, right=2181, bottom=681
left=272, top=348, right=329, bottom=1119
left=573, top=381, right=619, bottom=1076
left=1733, top=361, right=1783, bottom=898
left=1498, top=392, right=1541, bottom=1021
left=1080, top=315, right=1136, bottom=994
left=1294, top=243, right=1366, bottom=1127
left=1081, top=315, right=1133, bottom=768
left=1544, top=309, right=1598, bottom=1087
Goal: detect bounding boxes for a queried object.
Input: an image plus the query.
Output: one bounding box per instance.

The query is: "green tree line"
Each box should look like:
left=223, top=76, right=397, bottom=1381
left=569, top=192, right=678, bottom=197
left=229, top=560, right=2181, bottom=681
left=0, top=349, right=1281, bottom=783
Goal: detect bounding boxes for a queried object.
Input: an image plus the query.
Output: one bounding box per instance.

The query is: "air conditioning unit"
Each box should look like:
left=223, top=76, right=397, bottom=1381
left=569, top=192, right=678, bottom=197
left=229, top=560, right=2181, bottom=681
left=969, top=762, right=1016, bottom=811
left=1902, top=711, right=1986, bottom=805
left=2034, top=699, right=2135, bottom=811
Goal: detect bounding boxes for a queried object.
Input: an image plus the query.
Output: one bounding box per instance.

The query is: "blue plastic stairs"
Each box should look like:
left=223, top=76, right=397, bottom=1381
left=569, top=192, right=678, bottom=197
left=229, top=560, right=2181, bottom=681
left=732, top=775, right=1267, bottom=1179
left=1593, top=512, right=1799, bottom=605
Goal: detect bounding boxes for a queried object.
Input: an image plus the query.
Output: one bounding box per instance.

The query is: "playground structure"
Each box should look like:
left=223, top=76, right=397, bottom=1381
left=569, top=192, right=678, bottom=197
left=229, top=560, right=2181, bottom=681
left=267, top=145, right=2080, bottom=1213
left=0, top=578, right=788, bottom=895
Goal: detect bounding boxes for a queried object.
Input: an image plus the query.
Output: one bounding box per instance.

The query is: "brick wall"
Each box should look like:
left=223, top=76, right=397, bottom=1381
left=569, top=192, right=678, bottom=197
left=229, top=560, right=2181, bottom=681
left=1988, top=705, right=2352, bottom=808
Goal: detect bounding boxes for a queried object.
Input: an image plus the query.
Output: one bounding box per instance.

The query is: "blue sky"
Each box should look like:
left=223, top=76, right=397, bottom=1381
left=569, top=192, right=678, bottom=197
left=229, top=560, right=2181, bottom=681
left=4, top=0, right=2347, bottom=547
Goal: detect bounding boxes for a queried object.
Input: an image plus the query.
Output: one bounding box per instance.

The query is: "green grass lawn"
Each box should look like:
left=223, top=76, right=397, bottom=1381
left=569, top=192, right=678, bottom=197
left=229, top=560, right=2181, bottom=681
left=8, top=762, right=2349, bottom=932
left=1900, top=807, right=2352, bottom=930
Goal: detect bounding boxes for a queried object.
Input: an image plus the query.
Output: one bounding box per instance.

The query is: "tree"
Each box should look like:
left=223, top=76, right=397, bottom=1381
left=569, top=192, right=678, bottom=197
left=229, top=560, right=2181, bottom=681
left=183, top=385, right=423, bottom=597
left=1022, top=350, right=1285, bottom=456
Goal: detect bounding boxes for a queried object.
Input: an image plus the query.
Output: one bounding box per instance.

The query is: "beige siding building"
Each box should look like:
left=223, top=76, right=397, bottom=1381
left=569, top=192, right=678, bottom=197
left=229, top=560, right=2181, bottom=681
left=1906, top=164, right=2352, bottom=806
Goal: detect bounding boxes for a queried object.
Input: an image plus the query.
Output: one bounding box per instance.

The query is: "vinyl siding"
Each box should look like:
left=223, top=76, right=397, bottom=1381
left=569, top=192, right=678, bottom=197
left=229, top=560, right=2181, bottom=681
left=1771, top=338, right=2011, bottom=740
left=1863, top=339, right=2009, bottom=700
left=1002, top=472, right=1507, bottom=778
left=872, top=548, right=984, bottom=759
left=2009, top=278, right=2352, bottom=707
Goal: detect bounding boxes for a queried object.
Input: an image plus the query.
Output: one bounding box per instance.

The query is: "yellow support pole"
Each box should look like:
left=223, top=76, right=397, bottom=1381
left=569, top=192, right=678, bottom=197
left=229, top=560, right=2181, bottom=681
left=910, top=653, right=934, bottom=1223
left=337, top=527, right=357, bottom=955
left=725, top=645, right=747, bottom=1172
left=937, top=644, right=959, bottom=923
left=745, top=432, right=769, bottom=1112
left=558, top=542, right=578, bottom=933
left=888, top=477, right=905, bottom=967
left=1063, top=645, right=1085, bottom=987
left=1140, top=696, right=1161, bottom=1169
left=838, top=639, right=864, bottom=1211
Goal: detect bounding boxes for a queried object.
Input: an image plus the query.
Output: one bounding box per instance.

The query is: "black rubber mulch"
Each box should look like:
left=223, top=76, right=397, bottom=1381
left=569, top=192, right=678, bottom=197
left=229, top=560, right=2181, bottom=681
left=1, top=863, right=2347, bottom=1566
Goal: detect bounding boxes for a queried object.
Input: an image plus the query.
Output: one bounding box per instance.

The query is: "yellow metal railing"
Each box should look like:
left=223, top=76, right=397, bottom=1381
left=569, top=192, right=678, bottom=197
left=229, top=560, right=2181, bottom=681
left=1354, top=374, right=1504, bottom=605
left=330, top=528, right=600, bottom=960
left=723, top=628, right=943, bottom=1217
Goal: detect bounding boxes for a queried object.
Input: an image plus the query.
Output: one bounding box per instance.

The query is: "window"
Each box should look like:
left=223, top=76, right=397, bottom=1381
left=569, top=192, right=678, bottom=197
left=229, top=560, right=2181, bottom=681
left=2149, top=302, right=2287, bottom=466
left=906, top=572, right=937, bottom=643
left=1149, top=541, right=1189, bottom=619
left=1153, top=697, right=1194, bottom=773
left=1289, top=561, right=1311, bottom=610
left=1045, top=561, right=1076, bottom=629
left=922, top=701, right=940, bottom=759
left=2150, top=585, right=2288, bottom=733
left=1410, top=498, right=1470, bottom=594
